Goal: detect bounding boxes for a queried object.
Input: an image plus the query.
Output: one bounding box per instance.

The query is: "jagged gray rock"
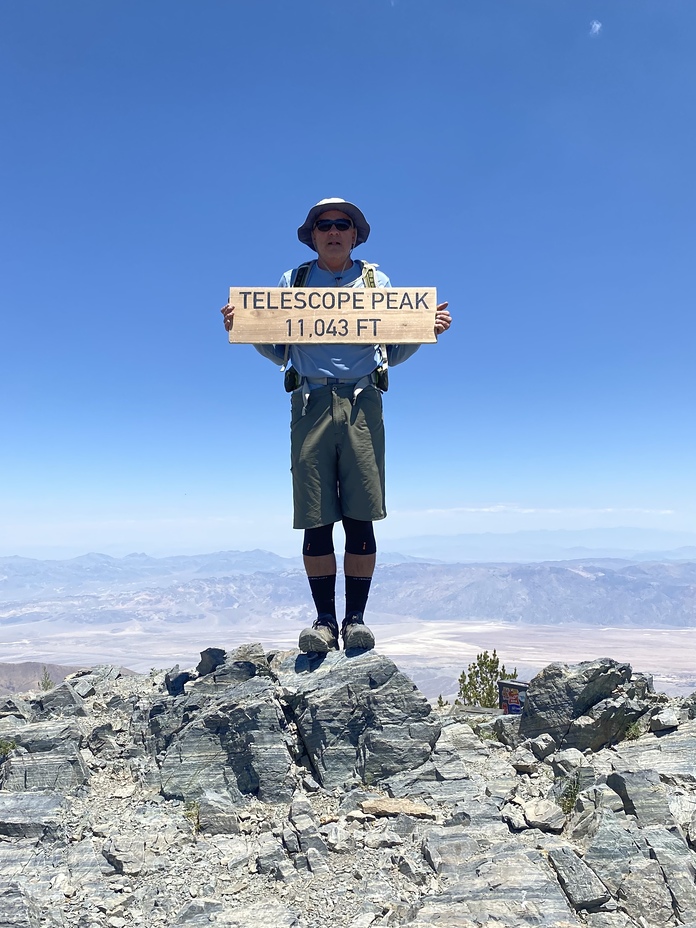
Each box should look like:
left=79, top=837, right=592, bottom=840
left=0, top=885, right=44, bottom=928
left=521, top=797, right=566, bottom=832
left=272, top=649, right=441, bottom=788
left=565, top=696, right=647, bottom=752
left=0, top=791, right=64, bottom=838
left=582, top=813, right=649, bottom=894
left=611, top=717, right=696, bottom=780
left=606, top=769, right=675, bottom=827
left=649, top=707, right=680, bottom=732
left=528, top=732, right=557, bottom=759
left=165, top=665, right=194, bottom=697
left=0, top=720, right=89, bottom=791
left=0, top=696, right=33, bottom=722
left=66, top=664, right=123, bottom=698
left=518, top=658, right=640, bottom=747
left=547, top=845, right=611, bottom=911
left=196, top=790, right=240, bottom=835
left=1, top=648, right=695, bottom=928
left=157, top=675, right=296, bottom=804
left=642, top=825, right=696, bottom=922
left=33, top=681, right=87, bottom=718
left=196, top=647, right=227, bottom=676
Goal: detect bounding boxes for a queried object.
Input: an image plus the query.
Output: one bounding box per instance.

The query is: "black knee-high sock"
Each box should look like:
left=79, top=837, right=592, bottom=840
left=345, top=576, right=372, bottom=617
left=307, top=575, right=336, bottom=619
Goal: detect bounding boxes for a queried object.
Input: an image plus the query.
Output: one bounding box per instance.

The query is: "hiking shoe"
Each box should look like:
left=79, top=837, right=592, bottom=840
left=299, top=613, right=339, bottom=653
left=341, top=612, right=375, bottom=651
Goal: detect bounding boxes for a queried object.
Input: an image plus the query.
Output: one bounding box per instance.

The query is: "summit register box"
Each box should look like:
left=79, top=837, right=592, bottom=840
left=226, top=287, right=438, bottom=345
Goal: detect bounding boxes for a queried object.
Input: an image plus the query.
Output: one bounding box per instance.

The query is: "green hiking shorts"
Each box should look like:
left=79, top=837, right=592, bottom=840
left=290, top=384, right=386, bottom=530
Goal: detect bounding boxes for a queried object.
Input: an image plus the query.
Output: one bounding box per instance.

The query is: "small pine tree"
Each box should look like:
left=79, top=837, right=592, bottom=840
left=457, top=649, right=517, bottom=708
left=38, top=666, right=54, bottom=691
left=436, top=694, right=450, bottom=709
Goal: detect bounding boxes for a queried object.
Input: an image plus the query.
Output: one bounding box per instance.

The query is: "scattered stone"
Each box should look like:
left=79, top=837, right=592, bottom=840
left=511, top=745, right=539, bottom=774
left=363, top=828, right=402, bottom=849
left=397, top=853, right=428, bottom=886
left=322, top=822, right=354, bottom=853
left=650, top=708, right=680, bottom=732
left=359, top=797, right=435, bottom=819
left=551, top=747, right=586, bottom=777
left=196, top=790, right=240, bottom=835
left=521, top=797, right=566, bottom=833
left=501, top=801, right=528, bottom=831
left=528, top=733, right=557, bottom=759
left=102, top=834, right=146, bottom=875
left=492, top=713, right=522, bottom=747
left=305, top=846, right=331, bottom=875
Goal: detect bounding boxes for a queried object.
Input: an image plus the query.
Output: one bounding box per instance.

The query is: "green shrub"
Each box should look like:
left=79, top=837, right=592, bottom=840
left=557, top=772, right=580, bottom=815
left=623, top=721, right=642, bottom=742
left=458, top=649, right=517, bottom=708
left=38, top=666, right=54, bottom=691
left=183, top=800, right=200, bottom=834
left=0, top=739, right=17, bottom=758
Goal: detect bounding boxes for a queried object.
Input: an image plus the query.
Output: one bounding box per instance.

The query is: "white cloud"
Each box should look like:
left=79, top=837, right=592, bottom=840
left=392, top=505, right=675, bottom=517
left=589, top=20, right=602, bottom=37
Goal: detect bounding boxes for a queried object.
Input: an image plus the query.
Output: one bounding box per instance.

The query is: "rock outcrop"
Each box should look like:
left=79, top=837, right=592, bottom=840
left=0, top=648, right=695, bottom=928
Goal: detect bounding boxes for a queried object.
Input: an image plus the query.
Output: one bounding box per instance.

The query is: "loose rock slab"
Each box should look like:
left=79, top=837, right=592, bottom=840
left=548, top=846, right=611, bottom=911
left=360, top=797, right=436, bottom=819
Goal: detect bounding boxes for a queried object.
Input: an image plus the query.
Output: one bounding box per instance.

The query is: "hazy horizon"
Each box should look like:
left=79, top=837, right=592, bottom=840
left=3, top=525, right=696, bottom=562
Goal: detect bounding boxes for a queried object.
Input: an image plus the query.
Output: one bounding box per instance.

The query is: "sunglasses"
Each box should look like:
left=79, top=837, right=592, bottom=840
left=314, top=218, right=354, bottom=232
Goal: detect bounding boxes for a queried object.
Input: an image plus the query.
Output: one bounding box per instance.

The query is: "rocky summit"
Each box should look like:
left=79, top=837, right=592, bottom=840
left=0, top=650, right=695, bottom=928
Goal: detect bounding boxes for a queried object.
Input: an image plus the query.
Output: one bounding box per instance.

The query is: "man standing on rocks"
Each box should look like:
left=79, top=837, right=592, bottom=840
left=222, top=198, right=451, bottom=655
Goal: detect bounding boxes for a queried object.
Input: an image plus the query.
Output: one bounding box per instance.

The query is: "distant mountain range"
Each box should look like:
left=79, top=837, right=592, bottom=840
left=1, top=550, right=694, bottom=629
left=384, top=527, right=696, bottom=563
left=0, top=548, right=436, bottom=603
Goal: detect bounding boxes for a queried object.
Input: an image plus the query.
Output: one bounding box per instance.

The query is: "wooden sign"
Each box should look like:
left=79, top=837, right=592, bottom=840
left=227, top=287, right=438, bottom=344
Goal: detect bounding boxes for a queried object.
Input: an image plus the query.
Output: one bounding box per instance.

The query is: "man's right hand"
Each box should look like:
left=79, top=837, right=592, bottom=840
left=221, top=303, right=235, bottom=332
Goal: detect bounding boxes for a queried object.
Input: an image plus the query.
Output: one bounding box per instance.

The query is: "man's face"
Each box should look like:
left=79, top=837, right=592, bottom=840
left=311, top=209, right=357, bottom=269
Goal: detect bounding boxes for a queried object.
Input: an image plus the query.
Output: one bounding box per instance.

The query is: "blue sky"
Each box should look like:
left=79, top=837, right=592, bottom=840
left=1, top=0, right=694, bottom=558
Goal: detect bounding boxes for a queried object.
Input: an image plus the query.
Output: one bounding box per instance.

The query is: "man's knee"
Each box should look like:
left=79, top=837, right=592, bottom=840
left=342, top=517, right=376, bottom=556
left=303, top=524, right=335, bottom=557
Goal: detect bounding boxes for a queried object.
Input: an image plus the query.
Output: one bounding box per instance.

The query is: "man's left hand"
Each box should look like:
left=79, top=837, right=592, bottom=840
left=435, top=302, right=452, bottom=336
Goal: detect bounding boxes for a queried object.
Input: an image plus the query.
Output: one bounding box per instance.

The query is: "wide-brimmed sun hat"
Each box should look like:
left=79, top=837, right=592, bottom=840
left=297, top=198, right=370, bottom=251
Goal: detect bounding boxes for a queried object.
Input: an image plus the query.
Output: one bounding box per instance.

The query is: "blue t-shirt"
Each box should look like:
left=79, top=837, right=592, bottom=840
left=254, top=260, right=419, bottom=378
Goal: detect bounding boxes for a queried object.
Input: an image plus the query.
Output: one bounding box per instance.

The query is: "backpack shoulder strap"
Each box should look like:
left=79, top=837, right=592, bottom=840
left=360, top=260, right=378, bottom=289
left=291, top=261, right=313, bottom=288
left=359, top=261, right=388, bottom=371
